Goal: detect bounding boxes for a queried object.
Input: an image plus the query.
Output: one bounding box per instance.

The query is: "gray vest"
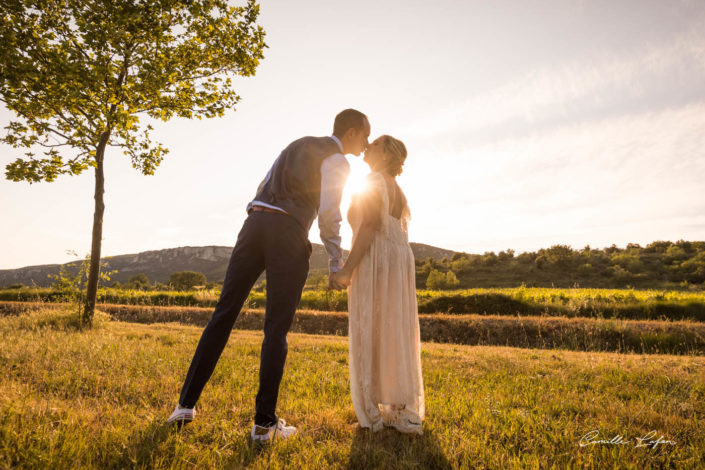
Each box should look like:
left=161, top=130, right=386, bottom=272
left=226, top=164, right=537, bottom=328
left=251, top=136, right=341, bottom=232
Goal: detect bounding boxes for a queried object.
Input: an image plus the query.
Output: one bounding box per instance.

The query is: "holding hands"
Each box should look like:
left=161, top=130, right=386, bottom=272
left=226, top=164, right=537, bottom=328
left=328, top=269, right=352, bottom=290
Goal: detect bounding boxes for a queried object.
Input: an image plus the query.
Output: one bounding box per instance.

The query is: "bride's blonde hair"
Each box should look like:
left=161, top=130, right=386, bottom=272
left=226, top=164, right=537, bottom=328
left=381, top=135, right=407, bottom=177
left=378, top=135, right=410, bottom=228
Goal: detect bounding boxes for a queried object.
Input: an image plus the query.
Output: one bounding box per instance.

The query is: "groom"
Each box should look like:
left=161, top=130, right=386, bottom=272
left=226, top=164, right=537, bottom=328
left=167, top=109, right=370, bottom=441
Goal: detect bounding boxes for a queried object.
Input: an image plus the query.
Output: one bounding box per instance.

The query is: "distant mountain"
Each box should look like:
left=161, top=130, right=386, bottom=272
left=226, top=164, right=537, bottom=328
left=408, top=243, right=456, bottom=262
left=0, top=242, right=458, bottom=288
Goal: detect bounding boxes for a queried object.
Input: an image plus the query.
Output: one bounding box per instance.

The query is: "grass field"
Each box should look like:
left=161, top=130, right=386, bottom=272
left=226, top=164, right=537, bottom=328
left=0, top=307, right=703, bottom=469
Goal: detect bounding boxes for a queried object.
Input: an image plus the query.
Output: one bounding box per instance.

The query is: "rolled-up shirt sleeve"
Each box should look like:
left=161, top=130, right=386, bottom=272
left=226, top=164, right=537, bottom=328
left=318, top=153, right=350, bottom=273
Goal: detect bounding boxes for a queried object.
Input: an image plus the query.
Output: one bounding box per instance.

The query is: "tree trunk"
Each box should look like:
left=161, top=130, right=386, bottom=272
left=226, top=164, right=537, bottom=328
left=82, top=131, right=110, bottom=326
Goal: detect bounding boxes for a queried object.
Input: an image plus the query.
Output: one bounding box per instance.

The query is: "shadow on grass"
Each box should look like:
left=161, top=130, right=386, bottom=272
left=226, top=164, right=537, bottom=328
left=347, top=425, right=451, bottom=469
left=105, top=419, right=176, bottom=467
left=107, top=419, right=269, bottom=468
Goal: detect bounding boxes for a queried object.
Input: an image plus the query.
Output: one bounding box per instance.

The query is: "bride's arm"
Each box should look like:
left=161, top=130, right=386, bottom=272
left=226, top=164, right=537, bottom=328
left=331, top=184, right=382, bottom=288
left=333, top=219, right=378, bottom=287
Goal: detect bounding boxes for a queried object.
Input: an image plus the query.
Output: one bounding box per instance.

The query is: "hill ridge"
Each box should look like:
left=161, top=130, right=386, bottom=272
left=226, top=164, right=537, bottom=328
left=0, top=242, right=456, bottom=287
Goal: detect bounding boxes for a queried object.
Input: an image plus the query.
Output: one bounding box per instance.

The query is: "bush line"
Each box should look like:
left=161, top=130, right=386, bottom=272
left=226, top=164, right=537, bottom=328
left=2, top=287, right=705, bottom=322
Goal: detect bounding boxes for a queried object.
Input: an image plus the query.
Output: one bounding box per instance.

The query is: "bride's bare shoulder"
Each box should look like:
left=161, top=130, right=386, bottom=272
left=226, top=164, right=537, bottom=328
left=364, top=171, right=386, bottom=185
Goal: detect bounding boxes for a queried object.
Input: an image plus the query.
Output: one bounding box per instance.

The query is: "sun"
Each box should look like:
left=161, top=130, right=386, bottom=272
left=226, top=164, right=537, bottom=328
left=340, top=157, right=371, bottom=212
left=310, top=157, right=371, bottom=248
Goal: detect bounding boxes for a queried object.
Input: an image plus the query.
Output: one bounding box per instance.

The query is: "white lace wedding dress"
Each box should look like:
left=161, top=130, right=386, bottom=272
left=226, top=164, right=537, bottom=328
left=347, top=171, right=425, bottom=434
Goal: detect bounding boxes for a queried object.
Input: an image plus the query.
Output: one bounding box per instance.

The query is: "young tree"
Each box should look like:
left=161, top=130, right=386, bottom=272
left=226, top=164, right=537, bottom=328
left=425, top=269, right=445, bottom=290
left=444, top=270, right=460, bottom=289
left=1, top=0, right=266, bottom=325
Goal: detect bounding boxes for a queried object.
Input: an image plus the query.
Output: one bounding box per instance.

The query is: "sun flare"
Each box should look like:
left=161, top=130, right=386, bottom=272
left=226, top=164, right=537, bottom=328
left=340, top=157, right=372, bottom=212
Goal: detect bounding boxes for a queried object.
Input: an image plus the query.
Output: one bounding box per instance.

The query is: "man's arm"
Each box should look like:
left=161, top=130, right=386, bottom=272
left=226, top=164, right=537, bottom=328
left=318, top=153, right=350, bottom=273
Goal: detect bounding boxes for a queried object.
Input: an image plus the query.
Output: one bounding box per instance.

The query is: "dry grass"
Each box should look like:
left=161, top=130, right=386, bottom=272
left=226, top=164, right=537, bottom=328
left=3, top=301, right=703, bottom=355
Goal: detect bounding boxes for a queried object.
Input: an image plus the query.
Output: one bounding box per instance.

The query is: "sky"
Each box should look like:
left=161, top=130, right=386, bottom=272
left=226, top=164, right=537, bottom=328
left=2, top=0, right=705, bottom=269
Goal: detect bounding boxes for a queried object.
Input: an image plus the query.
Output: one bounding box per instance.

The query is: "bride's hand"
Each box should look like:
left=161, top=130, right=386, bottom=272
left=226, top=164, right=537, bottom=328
left=336, top=269, right=352, bottom=287
left=329, top=270, right=351, bottom=290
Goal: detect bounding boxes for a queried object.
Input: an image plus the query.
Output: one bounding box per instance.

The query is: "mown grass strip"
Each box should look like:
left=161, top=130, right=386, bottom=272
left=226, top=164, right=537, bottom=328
left=3, top=301, right=703, bottom=355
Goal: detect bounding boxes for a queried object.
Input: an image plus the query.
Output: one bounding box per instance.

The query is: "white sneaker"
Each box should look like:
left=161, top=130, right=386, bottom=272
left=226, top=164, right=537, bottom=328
left=385, top=408, right=423, bottom=435
left=250, top=418, right=297, bottom=442
left=167, top=404, right=195, bottom=425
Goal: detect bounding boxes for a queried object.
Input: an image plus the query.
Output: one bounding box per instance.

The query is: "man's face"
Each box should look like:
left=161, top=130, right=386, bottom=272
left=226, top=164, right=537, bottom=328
left=351, top=118, right=370, bottom=156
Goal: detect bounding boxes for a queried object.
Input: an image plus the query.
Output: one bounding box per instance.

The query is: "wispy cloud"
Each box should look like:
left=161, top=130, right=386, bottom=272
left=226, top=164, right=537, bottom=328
left=404, top=16, right=705, bottom=142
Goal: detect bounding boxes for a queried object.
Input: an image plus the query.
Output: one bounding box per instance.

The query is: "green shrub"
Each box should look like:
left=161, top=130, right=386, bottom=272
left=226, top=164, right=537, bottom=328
left=168, top=271, right=207, bottom=290
left=426, top=269, right=460, bottom=289
left=426, top=270, right=445, bottom=289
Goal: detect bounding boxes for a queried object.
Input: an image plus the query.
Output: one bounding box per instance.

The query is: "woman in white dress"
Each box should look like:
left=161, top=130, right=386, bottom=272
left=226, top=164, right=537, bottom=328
left=332, top=135, right=424, bottom=434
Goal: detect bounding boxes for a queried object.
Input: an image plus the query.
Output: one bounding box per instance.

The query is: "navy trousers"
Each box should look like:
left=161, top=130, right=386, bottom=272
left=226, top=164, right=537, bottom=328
left=178, top=211, right=311, bottom=426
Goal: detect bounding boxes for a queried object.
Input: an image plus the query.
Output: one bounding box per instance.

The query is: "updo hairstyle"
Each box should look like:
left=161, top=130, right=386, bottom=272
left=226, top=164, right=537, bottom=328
left=381, top=135, right=407, bottom=177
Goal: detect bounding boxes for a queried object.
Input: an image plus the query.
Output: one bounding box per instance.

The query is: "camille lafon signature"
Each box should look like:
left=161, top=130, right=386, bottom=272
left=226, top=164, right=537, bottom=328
left=579, top=430, right=676, bottom=449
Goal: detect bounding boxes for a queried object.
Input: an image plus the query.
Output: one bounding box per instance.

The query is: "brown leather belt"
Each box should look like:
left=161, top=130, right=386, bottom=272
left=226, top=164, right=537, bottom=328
left=249, top=205, right=288, bottom=215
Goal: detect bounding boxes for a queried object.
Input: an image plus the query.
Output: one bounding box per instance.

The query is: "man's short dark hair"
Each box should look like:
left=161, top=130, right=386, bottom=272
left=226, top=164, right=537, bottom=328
left=333, top=109, right=368, bottom=138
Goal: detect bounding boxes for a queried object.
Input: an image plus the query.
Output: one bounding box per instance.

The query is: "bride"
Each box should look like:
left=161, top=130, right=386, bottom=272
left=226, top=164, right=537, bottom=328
left=331, top=135, right=424, bottom=434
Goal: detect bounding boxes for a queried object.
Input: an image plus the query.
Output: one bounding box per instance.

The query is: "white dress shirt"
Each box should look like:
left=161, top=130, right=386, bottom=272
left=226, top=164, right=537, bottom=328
left=248, top=135, right=349, bottom=273
left=318, top=135, right=349, bottom=272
